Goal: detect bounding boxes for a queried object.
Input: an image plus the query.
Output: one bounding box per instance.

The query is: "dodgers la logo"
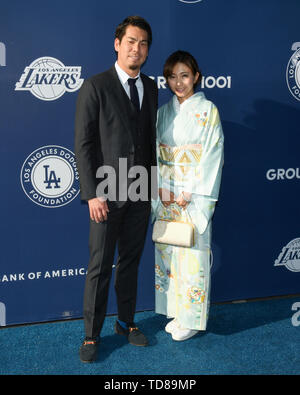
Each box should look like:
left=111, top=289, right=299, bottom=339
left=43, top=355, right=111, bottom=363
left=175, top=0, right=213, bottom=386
left=20, top=145, right=80, bottom=208
left=15, top=57, right=83, bottom=101
left=275, top=238, right=300, bottom=272
left=286, top=42, right=300, bottom=101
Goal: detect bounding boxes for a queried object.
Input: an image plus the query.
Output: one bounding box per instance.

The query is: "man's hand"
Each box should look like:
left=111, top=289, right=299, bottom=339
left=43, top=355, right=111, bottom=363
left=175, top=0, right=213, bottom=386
left=159, top=188, right=175, bottom=207
left=88, top=197, right=109, bottom=223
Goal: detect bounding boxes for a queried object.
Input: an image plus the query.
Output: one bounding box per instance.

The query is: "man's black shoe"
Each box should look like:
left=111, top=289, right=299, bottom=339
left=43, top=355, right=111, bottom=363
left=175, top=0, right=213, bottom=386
left=115, top=321, right=148, bottom=347
left=79, top=337, right=99, bottom=363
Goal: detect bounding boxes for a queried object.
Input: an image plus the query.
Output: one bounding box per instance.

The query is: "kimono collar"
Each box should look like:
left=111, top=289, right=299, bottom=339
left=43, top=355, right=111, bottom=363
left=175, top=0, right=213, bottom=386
left=173, top=91, right=206, bottom=113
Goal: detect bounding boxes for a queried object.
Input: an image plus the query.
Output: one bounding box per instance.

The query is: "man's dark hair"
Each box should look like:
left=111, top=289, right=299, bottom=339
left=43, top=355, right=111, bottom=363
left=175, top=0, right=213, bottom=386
left=115, top=16, right=152, bottom=47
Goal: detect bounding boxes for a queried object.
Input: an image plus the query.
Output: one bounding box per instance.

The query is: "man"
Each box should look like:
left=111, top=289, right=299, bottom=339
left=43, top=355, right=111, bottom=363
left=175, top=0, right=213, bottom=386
left=74, top=16, right=158, bottom=363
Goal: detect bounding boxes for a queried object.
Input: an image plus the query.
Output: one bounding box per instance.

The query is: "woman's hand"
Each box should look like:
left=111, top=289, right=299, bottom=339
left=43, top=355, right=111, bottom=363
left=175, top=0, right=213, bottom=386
left=159, top=188, right=175, bottom=207
left=176, top=191, right=192, bottom=209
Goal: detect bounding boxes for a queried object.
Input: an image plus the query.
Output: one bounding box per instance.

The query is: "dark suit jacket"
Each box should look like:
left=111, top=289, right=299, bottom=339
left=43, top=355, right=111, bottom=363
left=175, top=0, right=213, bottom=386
left=74, top=66, right=158, bottom=203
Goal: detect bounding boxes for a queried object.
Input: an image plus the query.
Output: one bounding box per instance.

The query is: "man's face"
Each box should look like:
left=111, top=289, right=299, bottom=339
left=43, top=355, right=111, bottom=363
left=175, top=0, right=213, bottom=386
left=114, top=25, right=149, bottom=76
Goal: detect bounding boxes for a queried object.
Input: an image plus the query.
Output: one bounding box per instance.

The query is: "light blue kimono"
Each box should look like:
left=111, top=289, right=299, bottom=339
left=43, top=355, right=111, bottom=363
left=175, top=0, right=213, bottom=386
left=152, top=92, right=224, bottom=330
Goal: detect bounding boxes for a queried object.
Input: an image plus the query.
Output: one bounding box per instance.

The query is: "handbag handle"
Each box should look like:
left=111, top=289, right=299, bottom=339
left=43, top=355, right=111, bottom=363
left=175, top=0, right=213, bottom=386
left=180, top=204, right=193, bottom=225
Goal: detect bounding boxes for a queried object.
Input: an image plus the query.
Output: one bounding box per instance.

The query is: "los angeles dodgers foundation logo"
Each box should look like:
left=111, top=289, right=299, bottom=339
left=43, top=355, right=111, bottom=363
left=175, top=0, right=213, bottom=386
left=20, top=145, right=80, bottom=208
left=15, top=57, right=83, bottom=101
left=275, top=238, right=300, bottom=272
left=286, top=42, right=300, bottom=101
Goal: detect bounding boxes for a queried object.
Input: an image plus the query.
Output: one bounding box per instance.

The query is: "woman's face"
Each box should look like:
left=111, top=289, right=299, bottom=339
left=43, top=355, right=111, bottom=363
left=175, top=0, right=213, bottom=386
left=167, top=62, right=199, bottom=103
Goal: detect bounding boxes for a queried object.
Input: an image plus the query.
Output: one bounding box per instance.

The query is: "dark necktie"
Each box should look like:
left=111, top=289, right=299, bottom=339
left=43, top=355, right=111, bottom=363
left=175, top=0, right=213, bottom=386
left=128, top=78, right=140, bottom=111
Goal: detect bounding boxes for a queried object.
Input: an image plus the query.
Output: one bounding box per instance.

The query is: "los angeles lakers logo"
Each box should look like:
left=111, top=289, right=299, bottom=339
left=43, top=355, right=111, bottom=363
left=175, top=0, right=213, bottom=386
left=15, top=57, right=83, bottom=101
left=20, top=145, right=80, bottom=208
left=275, top=238, right=300, bottom=272
left=286, top=42, right=300, bottom=101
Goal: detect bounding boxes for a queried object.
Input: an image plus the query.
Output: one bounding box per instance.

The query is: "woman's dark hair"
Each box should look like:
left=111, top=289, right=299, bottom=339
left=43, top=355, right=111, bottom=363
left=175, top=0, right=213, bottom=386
left=163, top=50, right=202, bottom=87
left=115, top=16, right=152, bottom=47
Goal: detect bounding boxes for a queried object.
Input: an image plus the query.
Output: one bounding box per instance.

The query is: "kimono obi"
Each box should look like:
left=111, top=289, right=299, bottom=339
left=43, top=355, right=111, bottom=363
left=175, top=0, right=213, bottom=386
left=158, top=143, right=202, bottom=166
left=158, top=143, right=202, bottom=184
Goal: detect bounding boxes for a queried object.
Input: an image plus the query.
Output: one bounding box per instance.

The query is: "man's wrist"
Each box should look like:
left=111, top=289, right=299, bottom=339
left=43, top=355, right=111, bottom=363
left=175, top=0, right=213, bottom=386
left=97, top=196, right=107, bottom=203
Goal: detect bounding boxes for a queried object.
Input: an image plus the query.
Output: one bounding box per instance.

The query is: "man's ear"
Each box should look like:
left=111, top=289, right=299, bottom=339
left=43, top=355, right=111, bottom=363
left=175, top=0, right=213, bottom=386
left=114, top=38, right=120, bottom=53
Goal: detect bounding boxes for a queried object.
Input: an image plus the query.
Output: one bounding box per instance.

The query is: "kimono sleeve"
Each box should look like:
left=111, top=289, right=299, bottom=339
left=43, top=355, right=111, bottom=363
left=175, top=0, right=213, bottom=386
left=151, top=109, right=163, bottom=222
left=184, top=104, right=224, bottom=199
left=183, top=104, right=224, bottom=234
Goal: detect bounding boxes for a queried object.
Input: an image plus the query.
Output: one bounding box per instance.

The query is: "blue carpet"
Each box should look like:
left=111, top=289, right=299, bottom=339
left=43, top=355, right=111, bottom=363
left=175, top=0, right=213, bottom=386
left=1, top=296, right=300, bottom=375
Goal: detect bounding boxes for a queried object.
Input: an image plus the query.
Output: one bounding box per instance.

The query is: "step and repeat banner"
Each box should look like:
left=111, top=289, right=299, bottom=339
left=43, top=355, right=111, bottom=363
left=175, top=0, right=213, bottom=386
left=0, top=0, right=300, bottom=326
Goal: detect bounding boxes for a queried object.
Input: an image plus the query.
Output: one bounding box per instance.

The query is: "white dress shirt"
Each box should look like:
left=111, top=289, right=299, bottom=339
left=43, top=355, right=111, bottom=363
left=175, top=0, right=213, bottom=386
left=115, top=61, right=144, bottom=109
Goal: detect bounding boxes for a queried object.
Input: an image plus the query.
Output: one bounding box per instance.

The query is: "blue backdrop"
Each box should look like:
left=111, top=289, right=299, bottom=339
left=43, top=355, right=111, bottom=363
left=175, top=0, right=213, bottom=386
left=1, top=0, right=300, bottom=326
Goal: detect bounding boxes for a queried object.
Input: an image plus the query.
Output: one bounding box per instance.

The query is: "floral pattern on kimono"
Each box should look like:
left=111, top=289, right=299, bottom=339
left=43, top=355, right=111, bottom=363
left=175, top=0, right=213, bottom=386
left=152, top=92, right=224, bottom=331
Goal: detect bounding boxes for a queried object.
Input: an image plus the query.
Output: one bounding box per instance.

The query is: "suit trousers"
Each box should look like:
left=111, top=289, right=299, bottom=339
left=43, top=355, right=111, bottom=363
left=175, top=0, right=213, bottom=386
left=83, top=199, right=151, bottom=339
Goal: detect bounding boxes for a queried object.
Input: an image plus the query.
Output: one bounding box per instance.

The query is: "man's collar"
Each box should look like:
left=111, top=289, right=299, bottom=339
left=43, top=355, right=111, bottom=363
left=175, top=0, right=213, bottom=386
left=115, top=61, right=140, bottom=84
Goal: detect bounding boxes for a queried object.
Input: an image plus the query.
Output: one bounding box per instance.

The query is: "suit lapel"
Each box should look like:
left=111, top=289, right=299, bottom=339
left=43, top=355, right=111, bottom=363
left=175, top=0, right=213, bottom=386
left=106, top=67, right=156, bottom=144
left=107, top=67, right=135, bottom=143
left=141, top=74, right=155, bottom=128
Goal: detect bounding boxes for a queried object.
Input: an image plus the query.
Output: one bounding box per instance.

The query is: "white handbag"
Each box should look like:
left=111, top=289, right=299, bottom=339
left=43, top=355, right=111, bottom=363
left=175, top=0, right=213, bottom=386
left=152, top=206, right=195, bottom=248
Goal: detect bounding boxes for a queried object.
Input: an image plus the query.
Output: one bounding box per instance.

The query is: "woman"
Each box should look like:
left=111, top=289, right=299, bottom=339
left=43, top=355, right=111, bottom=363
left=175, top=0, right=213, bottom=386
left=152, top=50, right=224, bottom=341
